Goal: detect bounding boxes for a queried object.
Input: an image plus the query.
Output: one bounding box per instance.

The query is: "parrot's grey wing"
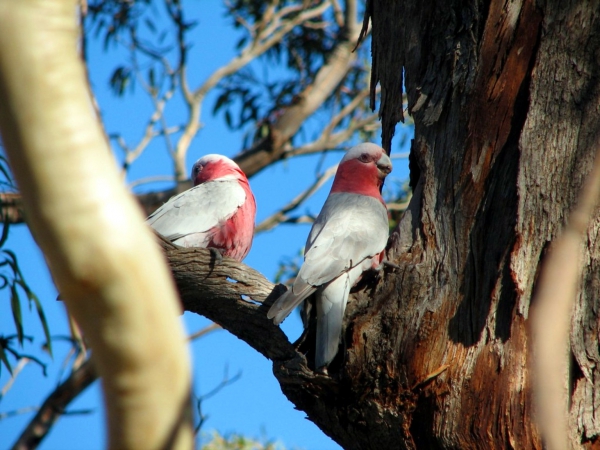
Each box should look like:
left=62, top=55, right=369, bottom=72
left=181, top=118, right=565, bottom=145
left=300, top=193, right=389, bottom=287
left=147, top=180, right=246, bottom=243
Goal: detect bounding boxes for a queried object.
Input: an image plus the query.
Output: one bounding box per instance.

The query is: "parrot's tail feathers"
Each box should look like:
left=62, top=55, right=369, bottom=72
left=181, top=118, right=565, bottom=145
left=315, top=298, right=345, bottom=369
left=315, top=274, right=351, bottom=370
left=267, top=285, right=314, bottom=325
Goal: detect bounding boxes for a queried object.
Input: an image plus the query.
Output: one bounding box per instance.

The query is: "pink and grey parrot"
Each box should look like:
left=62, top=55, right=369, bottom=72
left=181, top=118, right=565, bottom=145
left=147, top=154, right=256, bottom=262
left=267, top=143, right=392, bottom=370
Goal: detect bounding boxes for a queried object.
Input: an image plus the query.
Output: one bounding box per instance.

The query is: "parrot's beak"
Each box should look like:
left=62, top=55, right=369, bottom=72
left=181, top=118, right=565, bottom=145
left=376, top=153, right=392, bottom=177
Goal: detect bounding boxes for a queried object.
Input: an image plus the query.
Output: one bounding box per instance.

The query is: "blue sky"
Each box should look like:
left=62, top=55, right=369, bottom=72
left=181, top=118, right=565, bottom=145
left=0, top=2, right=412, bottom=449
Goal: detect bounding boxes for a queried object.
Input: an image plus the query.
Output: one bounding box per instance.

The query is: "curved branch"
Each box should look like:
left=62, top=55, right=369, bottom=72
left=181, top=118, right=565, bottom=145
left=0, top=2, right=193, bottom=448
left=158, top=238, right=295, bottom=361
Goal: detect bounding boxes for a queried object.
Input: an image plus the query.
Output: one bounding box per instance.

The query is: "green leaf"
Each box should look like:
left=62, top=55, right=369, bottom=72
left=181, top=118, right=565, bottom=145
left=10, top=284, right=23, bottom=345
left=4, top=249, right=28, bottom=283
left=0, top=340, right=12, bottom=376
left=0, top=274, right=9, bottom=290
left=144, top=18, right=156, bottom=34
left=212, top=90, right=231, bottom=115
left=148, top=67, right=155, bottom=88
left=16, top=279, right=52, bottom=358
left=109, top=66, right=131, bottom=96
left=0, top=155, right=13, bottom=183
left=0, top=219, right=10, bottom=249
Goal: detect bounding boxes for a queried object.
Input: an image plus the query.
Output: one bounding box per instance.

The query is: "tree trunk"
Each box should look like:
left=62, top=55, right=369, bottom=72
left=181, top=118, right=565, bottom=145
left=284, top=0, right=597, bottom=448
left=271, top=0, right=600, bottom=448
left=161, top=1, right=600, bottom=448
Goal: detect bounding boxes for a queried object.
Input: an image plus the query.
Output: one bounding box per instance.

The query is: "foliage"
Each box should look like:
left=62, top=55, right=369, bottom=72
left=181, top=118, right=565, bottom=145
left=0, top=153, right=52, bottom=375
left=201, top=430, right=287, bottom=450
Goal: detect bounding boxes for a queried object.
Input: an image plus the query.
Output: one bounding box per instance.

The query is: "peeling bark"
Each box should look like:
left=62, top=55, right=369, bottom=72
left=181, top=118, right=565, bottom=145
left=167, top=0, right=600, bottom=448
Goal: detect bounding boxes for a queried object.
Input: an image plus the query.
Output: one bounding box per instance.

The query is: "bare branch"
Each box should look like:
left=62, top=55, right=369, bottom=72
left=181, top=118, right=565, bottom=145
left=285, top=114, right=380, bottom=158
left=1, top=358, right=29, bottom=399
left=233, top=26, right=363, bottom=176
left=0, top=1, right=375, bottom=225
left=0, top=2, right=193, bottom=447
left=10, top=359, right=97, bottom=450
left=331, top=0, right=345, bottom=27
left=256, top=164, right=338, bottom=233
left=123, top=92, right=172, bottom=169
left=0, top=406, right=39, bottom=421
left=157, top=238, right=295, bottom=361
left=188, top=323, right=221, bottom=342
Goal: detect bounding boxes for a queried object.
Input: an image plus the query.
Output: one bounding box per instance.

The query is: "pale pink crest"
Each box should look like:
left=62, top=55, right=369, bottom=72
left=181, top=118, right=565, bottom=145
left=191, top=154, right=249, bottom=186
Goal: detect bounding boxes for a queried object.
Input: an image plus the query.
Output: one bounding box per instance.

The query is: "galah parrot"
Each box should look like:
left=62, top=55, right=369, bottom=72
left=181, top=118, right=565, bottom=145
left=267, top=143, right=392, bottom=370
left=147, top=154, right=256, bottom=262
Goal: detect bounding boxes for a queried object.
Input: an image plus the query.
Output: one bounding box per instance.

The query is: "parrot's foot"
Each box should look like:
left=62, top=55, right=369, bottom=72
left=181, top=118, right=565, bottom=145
left=381, top=260, right=401, bottom=270
left=208, top=247, right=224, bottom=265
left=315, top=365, right=329, bottom=376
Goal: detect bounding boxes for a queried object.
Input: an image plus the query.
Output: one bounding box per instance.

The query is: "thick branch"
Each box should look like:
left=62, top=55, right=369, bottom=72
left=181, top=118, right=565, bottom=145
left=158, top=238, right=295, bottom=361
left=233, top=28, right=361, bottom=178
left=0, top=2, right=193, bottom=448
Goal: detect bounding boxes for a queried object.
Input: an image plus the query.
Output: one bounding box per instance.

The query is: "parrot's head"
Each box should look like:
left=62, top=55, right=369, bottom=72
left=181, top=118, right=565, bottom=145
left=331, top=143, right=392, bottom=199
left=191, top=154, right=249, bottom=186
left=343, top=142, right=392, bottom=179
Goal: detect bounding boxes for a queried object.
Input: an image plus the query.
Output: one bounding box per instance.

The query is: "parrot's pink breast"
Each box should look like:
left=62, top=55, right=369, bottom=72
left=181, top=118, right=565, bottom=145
left=209, top=182, right=256, bottom=261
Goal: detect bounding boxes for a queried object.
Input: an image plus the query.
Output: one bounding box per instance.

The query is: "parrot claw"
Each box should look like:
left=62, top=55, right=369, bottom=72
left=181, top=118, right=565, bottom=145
left=207, top=247, right=223, bottom=265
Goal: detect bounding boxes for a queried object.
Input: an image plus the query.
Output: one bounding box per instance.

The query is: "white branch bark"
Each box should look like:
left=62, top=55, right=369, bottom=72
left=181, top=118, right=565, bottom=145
left=0, top=2, right=193, bottom=449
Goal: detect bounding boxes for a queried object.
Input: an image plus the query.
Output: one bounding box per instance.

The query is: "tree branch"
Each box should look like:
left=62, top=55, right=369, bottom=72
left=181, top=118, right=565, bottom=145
left=11, top=359, right=97, bottom=450
left=255, top=164, right=338, bottom=233
left=0, top=1, right=372, bottom=224
left=0, top=1, right=193, bottom=448
left=158, top=238, right=295, bottom=361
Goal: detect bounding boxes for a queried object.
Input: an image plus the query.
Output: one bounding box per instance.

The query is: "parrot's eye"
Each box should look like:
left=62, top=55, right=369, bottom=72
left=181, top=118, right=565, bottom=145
left=358, top=153, right=370, bottom=163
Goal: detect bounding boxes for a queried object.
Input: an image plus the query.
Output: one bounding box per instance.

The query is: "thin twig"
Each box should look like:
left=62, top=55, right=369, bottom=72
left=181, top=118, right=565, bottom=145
left=0, top=406, right=39, bottom=421
left=188, top=323, right=221, bottom=341
left=0, top=358, right=29, bottom=399
left=256, top=164, right=338, bottom=233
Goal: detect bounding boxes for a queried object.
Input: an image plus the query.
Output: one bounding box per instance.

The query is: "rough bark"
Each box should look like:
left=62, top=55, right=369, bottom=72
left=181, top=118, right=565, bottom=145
left=360, top=0, right=599, bottom=448
left=163, top=0, right=600, bottom=448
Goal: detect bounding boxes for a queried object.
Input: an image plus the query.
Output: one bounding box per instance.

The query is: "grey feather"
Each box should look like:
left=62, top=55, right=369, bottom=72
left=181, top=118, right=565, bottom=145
left=147, top=179, right=246, bottom=246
